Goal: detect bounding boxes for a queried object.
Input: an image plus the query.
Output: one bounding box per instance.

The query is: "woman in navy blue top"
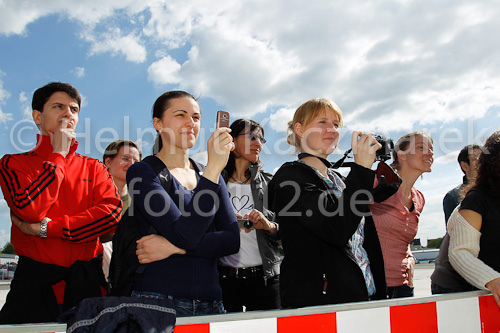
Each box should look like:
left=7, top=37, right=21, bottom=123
left=126, top=91, right=240, bottom=317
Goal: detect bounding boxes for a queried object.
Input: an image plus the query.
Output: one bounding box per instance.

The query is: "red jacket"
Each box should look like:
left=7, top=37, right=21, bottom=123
left=0, top=135, right=122, bottom=301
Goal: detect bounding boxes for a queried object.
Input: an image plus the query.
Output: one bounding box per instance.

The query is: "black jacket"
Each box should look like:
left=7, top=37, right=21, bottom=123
left=267, top=161, right=387, bottom=308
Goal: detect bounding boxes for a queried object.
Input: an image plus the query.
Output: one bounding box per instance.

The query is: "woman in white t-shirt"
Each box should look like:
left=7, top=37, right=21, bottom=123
left=219, top=119, right=281, bottom=312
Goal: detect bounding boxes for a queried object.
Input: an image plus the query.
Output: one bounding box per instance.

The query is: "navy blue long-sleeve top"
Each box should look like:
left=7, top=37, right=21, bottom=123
left=126, top=158, right=240, bottom=300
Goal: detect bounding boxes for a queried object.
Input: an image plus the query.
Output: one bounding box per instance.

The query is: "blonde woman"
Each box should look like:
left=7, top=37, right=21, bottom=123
left=267, top=98, right=387, bottom=308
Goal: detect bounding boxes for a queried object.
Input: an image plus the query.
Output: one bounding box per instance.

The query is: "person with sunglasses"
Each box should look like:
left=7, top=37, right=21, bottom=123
left=218, top=119, right=281, bottom=312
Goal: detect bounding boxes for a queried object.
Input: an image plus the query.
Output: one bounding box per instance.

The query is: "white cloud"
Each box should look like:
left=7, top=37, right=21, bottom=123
left=0, top=110, right=13, bottom=124
left=138, top=0, right=500, bottom=131
left=434, top=150, right=459, bottom=165
left=18, top=91, right=32, bottom=118
left=80, top=94, right=88, bottom=109
left=18, top=92, right=27, bottom=103
left=22, top=105, right=31, bottom=118
left=147, top=56, right=181, bottom=85
left=0, top=1, right=150, bottom=35
left=72, top=67, right=86, bottom=78
left=269, top=107, right=295, bottom=133
left=0, top=2, right=48, bottom=36
left=174, top=27, right=304, bottom=117
left=0, top=1, right=151, bottom=63
left=0, top=72, right=12, bottom=124
left=2, top=1, right=500, bottom=131
left=142, top=1, right=237, bottom=48
left=0, top=72, right=10, bottom=103
left=85, top=28, right=147, bottom=63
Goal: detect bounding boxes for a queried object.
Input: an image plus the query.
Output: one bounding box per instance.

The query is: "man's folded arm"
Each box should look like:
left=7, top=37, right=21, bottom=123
left=0, top=153, right=67, bottom=222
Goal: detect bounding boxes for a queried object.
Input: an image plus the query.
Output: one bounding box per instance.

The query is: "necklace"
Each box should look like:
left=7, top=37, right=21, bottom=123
left=230, top=176, right=250, bottom=185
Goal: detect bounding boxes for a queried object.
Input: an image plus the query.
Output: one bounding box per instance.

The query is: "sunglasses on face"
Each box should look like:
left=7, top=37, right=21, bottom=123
left=238, top=132, right=266, bottom=144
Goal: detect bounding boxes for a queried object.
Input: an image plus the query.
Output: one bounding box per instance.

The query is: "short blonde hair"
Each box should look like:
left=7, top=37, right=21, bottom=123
left=287, top=98, right=343, bottom=149
left=390, top=131, right=433, bottom=170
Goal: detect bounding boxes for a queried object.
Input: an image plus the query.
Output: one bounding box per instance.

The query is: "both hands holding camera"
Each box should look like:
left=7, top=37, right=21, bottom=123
left=236, top=210, right=276, bottom=233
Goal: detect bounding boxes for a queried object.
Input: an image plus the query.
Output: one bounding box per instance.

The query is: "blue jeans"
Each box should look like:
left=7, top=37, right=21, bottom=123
left=131, top=291, right=225, bottom=317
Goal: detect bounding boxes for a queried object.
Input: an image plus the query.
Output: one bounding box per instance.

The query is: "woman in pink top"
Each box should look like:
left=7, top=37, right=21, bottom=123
left=370, top=131, right=434, bottom=298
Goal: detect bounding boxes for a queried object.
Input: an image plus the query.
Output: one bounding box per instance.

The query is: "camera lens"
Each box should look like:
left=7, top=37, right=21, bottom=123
left=243, top=220, right=254, bottom=229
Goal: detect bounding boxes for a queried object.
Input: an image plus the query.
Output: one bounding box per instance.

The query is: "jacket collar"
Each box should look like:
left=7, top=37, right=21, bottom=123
left=249, top=163, right=260, bottom=181
left=32, top=134, right=79, bottom=158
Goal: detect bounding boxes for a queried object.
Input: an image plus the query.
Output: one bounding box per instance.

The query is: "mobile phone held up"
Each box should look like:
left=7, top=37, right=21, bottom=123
left=216, top=110, right=230, bottom=128
left=237, top=218, right=255, bottom=230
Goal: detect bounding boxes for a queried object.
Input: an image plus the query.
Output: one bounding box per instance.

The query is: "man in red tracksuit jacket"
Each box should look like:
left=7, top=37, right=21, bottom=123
left=0, top=82, right=122, bottom=323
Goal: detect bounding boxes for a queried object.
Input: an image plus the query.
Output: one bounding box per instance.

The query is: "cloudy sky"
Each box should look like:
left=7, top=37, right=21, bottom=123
left=0, top=0, right=499, bottom=247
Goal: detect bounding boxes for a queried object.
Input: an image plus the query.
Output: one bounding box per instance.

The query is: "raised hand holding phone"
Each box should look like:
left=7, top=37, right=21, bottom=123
left=216, top=110, right=230, bottom=128
left=203, top=111, right=234, bottom=183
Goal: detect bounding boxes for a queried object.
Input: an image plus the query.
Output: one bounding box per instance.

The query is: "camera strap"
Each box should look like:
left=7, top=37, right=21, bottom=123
left=331, top=149, right=353, bottom=169
left=298, top=152, right=333, bottom=168
left=298, top=150, right=353, bottom=169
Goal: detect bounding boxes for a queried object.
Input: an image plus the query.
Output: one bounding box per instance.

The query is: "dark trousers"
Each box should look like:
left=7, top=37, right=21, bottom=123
left=387, top=285, right=414, bottom=299
left=431, top=282, right=476, bottom=295
left=0, top=256, right=105, bottom=324
left=219, top=273, right=280, bottom=312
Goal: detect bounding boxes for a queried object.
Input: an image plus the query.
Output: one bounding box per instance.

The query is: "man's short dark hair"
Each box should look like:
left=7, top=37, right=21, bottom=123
left=458, top=144, right=481, bottom=173
left=103, top=140, right=142, bottom=163
left=32, top=82, right=81, bottom=112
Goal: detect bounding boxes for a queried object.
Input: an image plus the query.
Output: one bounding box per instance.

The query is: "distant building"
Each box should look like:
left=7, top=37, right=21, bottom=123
left=0, top=254, right=17, bottom=265
left=0, top=254, right=17, bottom=280
left=411, top=238, right=422, bottom=250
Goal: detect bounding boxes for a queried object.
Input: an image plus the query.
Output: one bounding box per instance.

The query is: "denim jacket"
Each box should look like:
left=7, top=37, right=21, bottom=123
left=223, top=164, right=281, bottom=281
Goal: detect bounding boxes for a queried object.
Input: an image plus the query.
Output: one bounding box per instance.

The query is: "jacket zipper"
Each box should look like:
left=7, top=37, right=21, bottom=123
left=323, top=274, right=328, bottom=295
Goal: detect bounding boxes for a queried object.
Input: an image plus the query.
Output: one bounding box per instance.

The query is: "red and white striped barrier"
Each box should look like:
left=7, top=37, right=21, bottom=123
left=0, top=291, right=497, bottom=332
left=175, top=292, right=500, bottom=333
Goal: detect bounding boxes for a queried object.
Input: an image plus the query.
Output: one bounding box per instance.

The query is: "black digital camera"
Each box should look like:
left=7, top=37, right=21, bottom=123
left=374, top=135, right=394, bottom=162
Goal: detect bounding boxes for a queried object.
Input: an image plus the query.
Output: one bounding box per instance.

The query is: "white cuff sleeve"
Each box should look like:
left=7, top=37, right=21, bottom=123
left=448, top=207, right=500, bottom=290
